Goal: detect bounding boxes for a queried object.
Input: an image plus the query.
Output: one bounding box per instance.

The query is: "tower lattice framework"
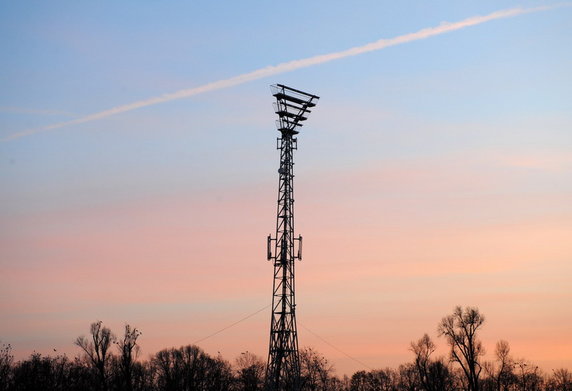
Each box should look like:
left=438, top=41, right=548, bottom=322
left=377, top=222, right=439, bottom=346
left=265, top=84, right=319, bottom=391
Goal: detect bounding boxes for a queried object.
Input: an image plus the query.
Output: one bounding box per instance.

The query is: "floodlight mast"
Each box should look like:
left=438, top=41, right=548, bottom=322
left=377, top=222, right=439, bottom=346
left=265, top=84, right=319, bottom=391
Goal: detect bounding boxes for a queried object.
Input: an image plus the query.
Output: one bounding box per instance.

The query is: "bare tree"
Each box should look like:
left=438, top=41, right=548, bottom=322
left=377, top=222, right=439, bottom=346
left=75, top=320, right=116, bottom=391
left=411, top=334, right=436, bottom=391
left=115, top=324, right=141, bottom=391
left=328, top=375, right=351, bottom=391
left=483, top=340, right=515, bottom=391
left=438, top=306, right=485, bottom=391
left=349, top=370, right=372, bottom=391
left=397, top=363, right=419, bottom=391
left=515, top=359, right=543, bottom=391
left=349, top=368, right=398, bottom=391
left=151, top=344, right=233, bottom=391
left=492, top=340, right=516, bottom=391
left=299, top=347, right=334, bottom=391
left=547, top=368, right=572, bottom=391
left=0, top=341, right=13, bottom=391
left=411, top=333, right=455, bottom=391
left=234, top=351, right=265, bottom=391
left=428, top=358, right=456, bottom=391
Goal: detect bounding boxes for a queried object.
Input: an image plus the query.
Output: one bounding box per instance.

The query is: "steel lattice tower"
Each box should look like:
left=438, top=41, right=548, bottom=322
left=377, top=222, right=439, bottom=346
left=265, top=84, right=319, bottom=391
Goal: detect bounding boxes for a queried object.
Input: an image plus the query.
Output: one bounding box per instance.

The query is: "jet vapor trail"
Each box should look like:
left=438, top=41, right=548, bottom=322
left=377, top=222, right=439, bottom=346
left=2, top=4, right=565, bottom=142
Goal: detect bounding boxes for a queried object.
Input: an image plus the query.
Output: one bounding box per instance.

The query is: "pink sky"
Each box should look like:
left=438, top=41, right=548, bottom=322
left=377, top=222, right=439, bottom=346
left=2, top=150, right=571, bottom=376
left=1, top=1, right=571, bottom=377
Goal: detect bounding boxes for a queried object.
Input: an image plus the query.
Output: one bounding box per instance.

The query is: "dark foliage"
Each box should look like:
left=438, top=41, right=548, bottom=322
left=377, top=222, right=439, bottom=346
left=2, top=311, right=571, bottom=391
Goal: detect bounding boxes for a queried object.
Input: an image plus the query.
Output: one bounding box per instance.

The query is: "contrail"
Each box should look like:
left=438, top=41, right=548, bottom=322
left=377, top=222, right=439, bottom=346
left=2, top=4, right=565, bottom=142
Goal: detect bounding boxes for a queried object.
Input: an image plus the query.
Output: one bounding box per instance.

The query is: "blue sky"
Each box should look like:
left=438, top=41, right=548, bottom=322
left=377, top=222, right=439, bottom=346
left=1, top=1, right=571, bottom=375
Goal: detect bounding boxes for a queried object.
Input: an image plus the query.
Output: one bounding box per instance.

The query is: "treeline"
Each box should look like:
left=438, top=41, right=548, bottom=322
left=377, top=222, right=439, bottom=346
left=1, top=306, right=570, bottom=391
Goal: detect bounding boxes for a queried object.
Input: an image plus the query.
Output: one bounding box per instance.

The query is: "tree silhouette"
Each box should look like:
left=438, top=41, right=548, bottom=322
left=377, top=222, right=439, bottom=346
left=114, top=324, right=142, bottom=391
left=515, top=359, right=543, bottom=391
left=411, top=333, right=436, bottom=391
left=0, top=342, right=13, bottom=391
left=1, top=314, right=570, bottom=390
left=546, top=368, right=572, bottom=391
left=483, top=340, right=517, bottom=391
left=299, top=347, right=334, bottom=391
left=151, top=344, right=232, bottom=391
left=438, top=306, right=485, bottom=391
left=75, top=320, right=116, bottom=391
left=234, top=351, right=265, bottom=391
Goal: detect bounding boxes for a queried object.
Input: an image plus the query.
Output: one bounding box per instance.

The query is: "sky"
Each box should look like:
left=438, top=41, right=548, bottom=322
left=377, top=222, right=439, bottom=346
left=1, top=0, right=571, bottom=377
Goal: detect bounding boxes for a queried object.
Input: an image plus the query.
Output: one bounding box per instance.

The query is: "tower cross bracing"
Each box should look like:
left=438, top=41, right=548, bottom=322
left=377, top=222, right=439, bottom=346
left=265, top=84, right=319, bottom=391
